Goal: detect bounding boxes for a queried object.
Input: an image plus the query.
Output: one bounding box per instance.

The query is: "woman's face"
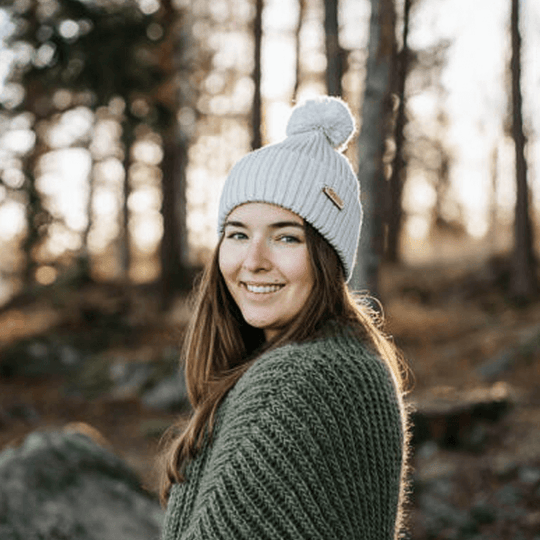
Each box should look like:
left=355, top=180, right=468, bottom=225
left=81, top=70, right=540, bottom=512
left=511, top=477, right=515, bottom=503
left=219, top=202, right=315, bottom=341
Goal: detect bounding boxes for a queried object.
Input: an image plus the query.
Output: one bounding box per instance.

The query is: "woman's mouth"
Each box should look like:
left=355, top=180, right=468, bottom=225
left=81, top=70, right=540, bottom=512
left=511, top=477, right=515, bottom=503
left=243, top=283, right=284, bottom=294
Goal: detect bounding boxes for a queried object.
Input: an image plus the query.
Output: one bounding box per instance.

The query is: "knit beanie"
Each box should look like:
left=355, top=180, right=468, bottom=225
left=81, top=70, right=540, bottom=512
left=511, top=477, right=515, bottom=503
left=218, top=96, right=362, bottom=282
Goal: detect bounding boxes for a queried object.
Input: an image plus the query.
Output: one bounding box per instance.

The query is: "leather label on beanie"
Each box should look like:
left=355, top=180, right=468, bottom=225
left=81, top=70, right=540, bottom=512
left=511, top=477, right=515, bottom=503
left=322, top=186, right=344, bottom=210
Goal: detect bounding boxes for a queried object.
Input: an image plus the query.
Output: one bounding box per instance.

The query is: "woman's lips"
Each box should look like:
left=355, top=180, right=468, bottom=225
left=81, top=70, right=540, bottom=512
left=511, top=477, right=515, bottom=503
left=242, top=283, right=284, bottom=294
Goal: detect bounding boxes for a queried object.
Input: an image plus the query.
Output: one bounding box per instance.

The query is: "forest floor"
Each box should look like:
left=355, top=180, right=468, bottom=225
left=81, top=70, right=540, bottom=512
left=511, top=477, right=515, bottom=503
left=1, top=255, right=539, bottom=539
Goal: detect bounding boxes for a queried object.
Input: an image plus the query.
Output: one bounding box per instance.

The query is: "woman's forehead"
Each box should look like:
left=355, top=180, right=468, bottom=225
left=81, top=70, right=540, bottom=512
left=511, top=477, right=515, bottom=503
left=226, top=203, right=303, bottom=225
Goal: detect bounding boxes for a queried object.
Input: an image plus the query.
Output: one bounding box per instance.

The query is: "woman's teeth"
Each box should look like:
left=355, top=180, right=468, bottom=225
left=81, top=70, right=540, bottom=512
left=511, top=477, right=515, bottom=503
left=245, top=284, right=282, bottom=294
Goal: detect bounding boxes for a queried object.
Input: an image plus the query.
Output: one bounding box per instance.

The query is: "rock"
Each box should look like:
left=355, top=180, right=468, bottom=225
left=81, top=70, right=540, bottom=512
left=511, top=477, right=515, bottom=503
left=415, top=458, right=458, bottom=486
left=411, top=383, right=513, bottom=450
left=416, top=440, right=439, bottom=461
left=476, top=350, right=514, bottom=381
left=525, top=511, right=540, bottom=533
left=65, top=354, right=115, bottom=398
left=495, top=484, right=523, bottom=506
left=4, top=403, right=41, bottom=423
left=109, top=360, right=154, bottom=399
left=470, top=500, right=497, bottom=525
left=418, top=489, right=473, bottom=538
left=142, top=375, right=188, bottom=412
left=476, top=324, right=540, bottom=381
left=65, top=347, right=182, bottom=403
left=412, top=456, right=465, bottom=538
left=518, top=465, right=540, bottom=485
left=59, top=344, right=82, bottom=367
left=0, top=428, right=163, bottom=540
left=0, top=338, right=83, bottom=378
left=491, top=453, right=518, bottom=478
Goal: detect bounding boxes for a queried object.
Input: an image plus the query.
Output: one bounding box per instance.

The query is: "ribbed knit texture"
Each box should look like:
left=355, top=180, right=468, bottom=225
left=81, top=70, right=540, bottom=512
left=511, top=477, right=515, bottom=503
left=162, top=326, right=405, bottom=540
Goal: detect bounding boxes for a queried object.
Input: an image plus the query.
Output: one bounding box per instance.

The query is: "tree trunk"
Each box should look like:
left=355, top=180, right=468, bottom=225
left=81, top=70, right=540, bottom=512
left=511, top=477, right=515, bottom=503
left=77, top=162, right=96, bottom=282
left=19, top=3, right=49, bottom=287
left=251, top=0, right=263, bottom=149
left=119, top=121, right=135, bottom=280
left=434, top=146, right=450, bottom=222
left=350, top=0, right=396, bottom=297
left=324, top=0, right=343, bottom=97
left=509, top=0, right=537, bottom=300
left=158, top=0, right=194, bottom=306
left=21, top=165, right=42, bottom=286
left=160, top=132, right=190, bottom=300
left=21, top=111, right=55, bottom=287
left=292, top=0, right=306, bottom=102
left=78, top=113, right=99, bottom=283
left=488, top=145, right=499, bottom=253
left=386, top=0, right=411, bottom=263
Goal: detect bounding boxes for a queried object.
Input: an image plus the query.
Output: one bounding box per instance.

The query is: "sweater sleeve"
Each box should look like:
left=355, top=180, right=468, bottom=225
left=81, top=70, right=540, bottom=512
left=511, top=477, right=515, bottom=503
left=178, top=340, right=404, bottom=540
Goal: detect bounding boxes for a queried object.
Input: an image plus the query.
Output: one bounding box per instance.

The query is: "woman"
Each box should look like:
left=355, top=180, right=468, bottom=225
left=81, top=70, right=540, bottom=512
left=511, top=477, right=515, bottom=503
left=160, top=96, right=410, bottom=540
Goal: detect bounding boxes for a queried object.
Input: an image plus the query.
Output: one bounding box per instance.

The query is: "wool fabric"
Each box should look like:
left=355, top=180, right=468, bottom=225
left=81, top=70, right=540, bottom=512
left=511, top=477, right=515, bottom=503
left=217, top=96, right=362, bottom=282
left=161, top=325, right=405, bottom=540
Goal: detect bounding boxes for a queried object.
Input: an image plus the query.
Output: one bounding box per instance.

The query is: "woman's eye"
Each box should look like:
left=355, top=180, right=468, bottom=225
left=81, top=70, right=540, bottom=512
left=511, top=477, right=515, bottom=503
left=278, top=235, right=301, bottom=244
left=227, top=231, right=247, bottom=240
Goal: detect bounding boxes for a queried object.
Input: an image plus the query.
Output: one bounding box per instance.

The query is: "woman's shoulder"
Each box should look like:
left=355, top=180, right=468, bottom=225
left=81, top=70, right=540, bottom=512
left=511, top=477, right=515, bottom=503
left=256, top=323, right=382, bottom=375
left=214, top=322, right=404, bottom=463
left=229, top=322, right=396, bottom=412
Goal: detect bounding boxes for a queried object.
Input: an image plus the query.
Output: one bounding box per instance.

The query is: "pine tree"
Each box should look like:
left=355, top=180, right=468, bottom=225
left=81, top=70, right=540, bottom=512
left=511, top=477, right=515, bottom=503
left=350, top=0, right=396, bottom=297
left=509, top=0, right=537, bottom=300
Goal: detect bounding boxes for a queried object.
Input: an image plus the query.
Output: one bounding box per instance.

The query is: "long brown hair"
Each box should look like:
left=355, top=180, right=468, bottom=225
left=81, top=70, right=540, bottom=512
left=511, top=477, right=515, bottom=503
left=159, top=222, right=409, bottom=505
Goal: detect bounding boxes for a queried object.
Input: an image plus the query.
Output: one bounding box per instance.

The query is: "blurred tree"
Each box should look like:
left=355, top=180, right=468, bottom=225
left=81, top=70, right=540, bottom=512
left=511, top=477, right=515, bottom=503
left=292, top=0, right=306, bottom=102
left=386, top=0, right=412, bottom=263
left=324, top=0, right=344, bottom=96
left=2, top=0, right=195, bottom=291
left=350, top=0, right=397, bottom=297
left=157, top=0, right=198, bottom=303
left=251, top=0, right=263, bottom=149
left=509, top=0, right=537, bottom=300
left=428, top=126, right=463, bottom=237
left=488, top=145, right=499, bottom=251
left=13, top=2, right=54, bottom=286
left=80, top=140, right=96, bottom=280
left=20, top=124, right=52, bottom=287
left=119, top=118, right=136, bottom=279
left=388, top=29, right=452, bottom=261
left=406, top=101, right=460, bottom=241
left=0, top=1, right=51, bottom=286
left=2, top=0, right=163, bottom=282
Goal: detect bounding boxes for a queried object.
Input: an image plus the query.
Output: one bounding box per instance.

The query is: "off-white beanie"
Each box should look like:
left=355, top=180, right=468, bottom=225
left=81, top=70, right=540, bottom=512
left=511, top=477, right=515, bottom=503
left=218, top=96, right=362, bottom=282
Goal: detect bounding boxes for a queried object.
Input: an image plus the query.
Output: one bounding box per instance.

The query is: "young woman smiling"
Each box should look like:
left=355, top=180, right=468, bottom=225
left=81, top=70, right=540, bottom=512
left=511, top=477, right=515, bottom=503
left=160, top=97, right=410, bottom=540
left=219, top=202, right=314, bottom=340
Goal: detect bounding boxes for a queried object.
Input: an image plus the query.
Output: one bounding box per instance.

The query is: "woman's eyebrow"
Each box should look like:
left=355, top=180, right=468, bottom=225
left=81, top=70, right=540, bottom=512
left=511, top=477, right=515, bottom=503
left=223, top=220, right=304, bottom=229
left=269, top=221, right=304, bottom=230
left=223, top=220, right=246, bottom=228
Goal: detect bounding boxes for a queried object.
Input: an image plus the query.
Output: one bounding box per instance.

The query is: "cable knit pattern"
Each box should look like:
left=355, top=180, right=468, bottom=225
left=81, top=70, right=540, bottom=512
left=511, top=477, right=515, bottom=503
left=162, top=326, right=405, bottom=540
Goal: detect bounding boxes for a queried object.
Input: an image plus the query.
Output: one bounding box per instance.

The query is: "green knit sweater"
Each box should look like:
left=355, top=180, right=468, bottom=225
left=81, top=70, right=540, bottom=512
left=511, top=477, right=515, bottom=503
left=162, top=325, right=405, bottom=540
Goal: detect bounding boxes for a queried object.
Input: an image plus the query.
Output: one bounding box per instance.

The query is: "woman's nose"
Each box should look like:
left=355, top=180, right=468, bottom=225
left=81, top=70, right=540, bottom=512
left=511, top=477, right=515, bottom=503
left=242, top=238, right=271, bottom=272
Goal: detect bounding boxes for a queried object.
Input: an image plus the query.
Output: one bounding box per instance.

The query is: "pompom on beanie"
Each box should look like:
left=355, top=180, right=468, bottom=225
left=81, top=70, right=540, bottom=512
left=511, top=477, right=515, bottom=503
left=218, top=96, right=362, bottom=282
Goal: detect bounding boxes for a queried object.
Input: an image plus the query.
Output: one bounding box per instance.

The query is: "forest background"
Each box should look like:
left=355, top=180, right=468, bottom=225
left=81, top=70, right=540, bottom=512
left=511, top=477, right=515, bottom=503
left=0, top=0, right=540, bottom=539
